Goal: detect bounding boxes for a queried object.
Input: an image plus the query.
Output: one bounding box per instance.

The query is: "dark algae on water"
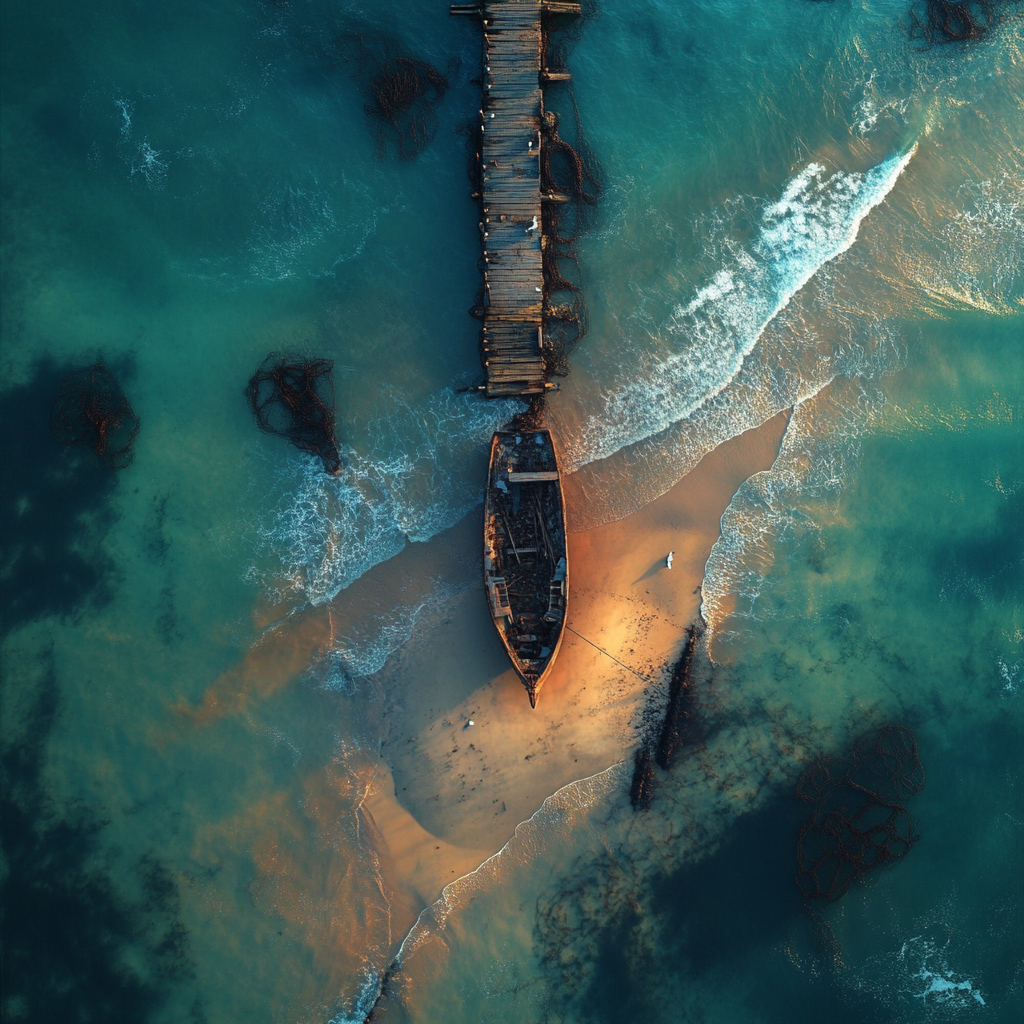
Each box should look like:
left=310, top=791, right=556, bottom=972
left=50, top=363, right=140, bottom=471
left=365, top=56, right=450, bottom=161
left=796, top=724, right=925, bottom=904
left=1, top=359, right=124, bottom=635
left=336, top=29, right=451, bottom=161
left=0, top=651, right=198, bottom=1023
left=908, top=0, right=1009, bottom=46
left=244, top=352, right=344, bottom=476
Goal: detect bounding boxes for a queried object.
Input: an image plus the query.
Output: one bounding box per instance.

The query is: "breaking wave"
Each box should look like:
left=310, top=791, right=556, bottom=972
left=566, top=146, right=917, bottom=473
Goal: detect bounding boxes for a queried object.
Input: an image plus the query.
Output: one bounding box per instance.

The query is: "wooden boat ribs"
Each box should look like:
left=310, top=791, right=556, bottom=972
left=484, top=430, right=567, bottom=706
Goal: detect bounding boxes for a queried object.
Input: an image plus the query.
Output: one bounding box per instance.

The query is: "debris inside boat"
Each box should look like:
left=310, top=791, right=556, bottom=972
left=484, top=429, right=567, bottom=708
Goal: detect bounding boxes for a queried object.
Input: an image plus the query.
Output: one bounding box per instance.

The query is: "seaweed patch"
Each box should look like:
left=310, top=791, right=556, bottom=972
left=796, top=724, right=925, bottom=904
left=244, top=352, right=344, bottom=476
left=908, top=0, right=1008, bottom=47
left=0, top=358, right=125, bottom=635
left=50, top=362, right=140, bottom=471
left=337, top=31, right=452, bottom=160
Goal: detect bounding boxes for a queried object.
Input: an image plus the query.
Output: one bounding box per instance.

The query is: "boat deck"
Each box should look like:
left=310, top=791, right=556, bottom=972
left=484, top=430, right=568, bottom=706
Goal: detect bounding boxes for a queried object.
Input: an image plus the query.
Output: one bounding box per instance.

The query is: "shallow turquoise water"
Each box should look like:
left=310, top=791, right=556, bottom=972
left=383, top=313, right=1023, bottom=1024
left=2, top=1, right=1022, bottom=1022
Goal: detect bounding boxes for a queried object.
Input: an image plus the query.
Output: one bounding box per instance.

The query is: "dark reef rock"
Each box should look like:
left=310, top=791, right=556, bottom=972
left=629, top=745, right=655, bottom=811
left=655, top=623, right=702, bottom=770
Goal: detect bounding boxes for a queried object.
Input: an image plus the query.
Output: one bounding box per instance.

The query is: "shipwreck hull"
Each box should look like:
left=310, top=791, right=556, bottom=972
left=484, top=429, right=568, bottom=707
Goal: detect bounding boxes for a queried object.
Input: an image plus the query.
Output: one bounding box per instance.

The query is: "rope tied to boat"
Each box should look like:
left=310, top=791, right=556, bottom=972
left=564, top=624, right=655, bottom=684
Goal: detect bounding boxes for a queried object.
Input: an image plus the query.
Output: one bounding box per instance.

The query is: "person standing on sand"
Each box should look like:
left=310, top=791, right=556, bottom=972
left=666, top=551, right=674, bottom=569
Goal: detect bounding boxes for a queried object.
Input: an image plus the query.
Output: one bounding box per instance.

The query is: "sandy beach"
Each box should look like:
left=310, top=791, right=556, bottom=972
left=176, top=410, right=789, bottom=945
left=366, top=410, right=790, bottom=904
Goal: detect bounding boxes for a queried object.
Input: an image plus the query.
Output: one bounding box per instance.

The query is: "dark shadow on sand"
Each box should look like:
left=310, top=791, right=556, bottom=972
left=632, top=556, right=669, bottom=586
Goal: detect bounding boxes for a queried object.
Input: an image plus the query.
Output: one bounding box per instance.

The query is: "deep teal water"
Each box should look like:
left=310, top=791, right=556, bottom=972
left=2, top=2, right=1022, bottom=1022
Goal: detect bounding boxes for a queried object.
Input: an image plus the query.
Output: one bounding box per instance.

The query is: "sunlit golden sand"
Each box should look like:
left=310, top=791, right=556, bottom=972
left=176, top=413, right=789, bottom=917
left=374, top=411, right=790, bottom=876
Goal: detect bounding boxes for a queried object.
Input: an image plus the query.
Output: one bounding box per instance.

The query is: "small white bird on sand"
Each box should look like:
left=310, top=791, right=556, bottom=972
left=666, top=551, right=674, bottom=569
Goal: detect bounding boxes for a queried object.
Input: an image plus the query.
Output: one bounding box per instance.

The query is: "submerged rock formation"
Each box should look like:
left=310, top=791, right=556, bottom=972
left=655, top=623, right=702, bottom=771
left=629, top=746, right=654, bottom=811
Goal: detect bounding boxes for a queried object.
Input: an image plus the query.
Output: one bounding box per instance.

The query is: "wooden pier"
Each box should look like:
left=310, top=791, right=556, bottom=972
left=452, top=0, right=581, bottom=397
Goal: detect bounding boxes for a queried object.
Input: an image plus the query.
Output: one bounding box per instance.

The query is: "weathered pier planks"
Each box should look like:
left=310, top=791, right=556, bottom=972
left=451, top=0, right=581, bottom=397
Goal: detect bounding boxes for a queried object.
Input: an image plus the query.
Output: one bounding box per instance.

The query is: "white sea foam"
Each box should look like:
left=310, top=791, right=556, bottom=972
left=897, top=936, right=986, bottom=1013
left=932, top=176, right=1024, bottom=311
left=246, top=175, right=386, bottom=281
left=998, top=658, right=1022, bottom=696
left=843, top=920, right=995, bottom=1021
left=131, top=140, right=169, bottom=190
left=328, top=968, right=383, bottom=1024
left=114, top=97, right=170, bottom=191
left=700, top=379, right=874, bottom=639
left=853, top=70, right=911, bottom=137
left=248, top=184, right=338, bottom=281
left=253, top=388, right=520, bottom=608
left=567, top=146, right=917, bottom=473
left=114, top=97, right=134, bottom=143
